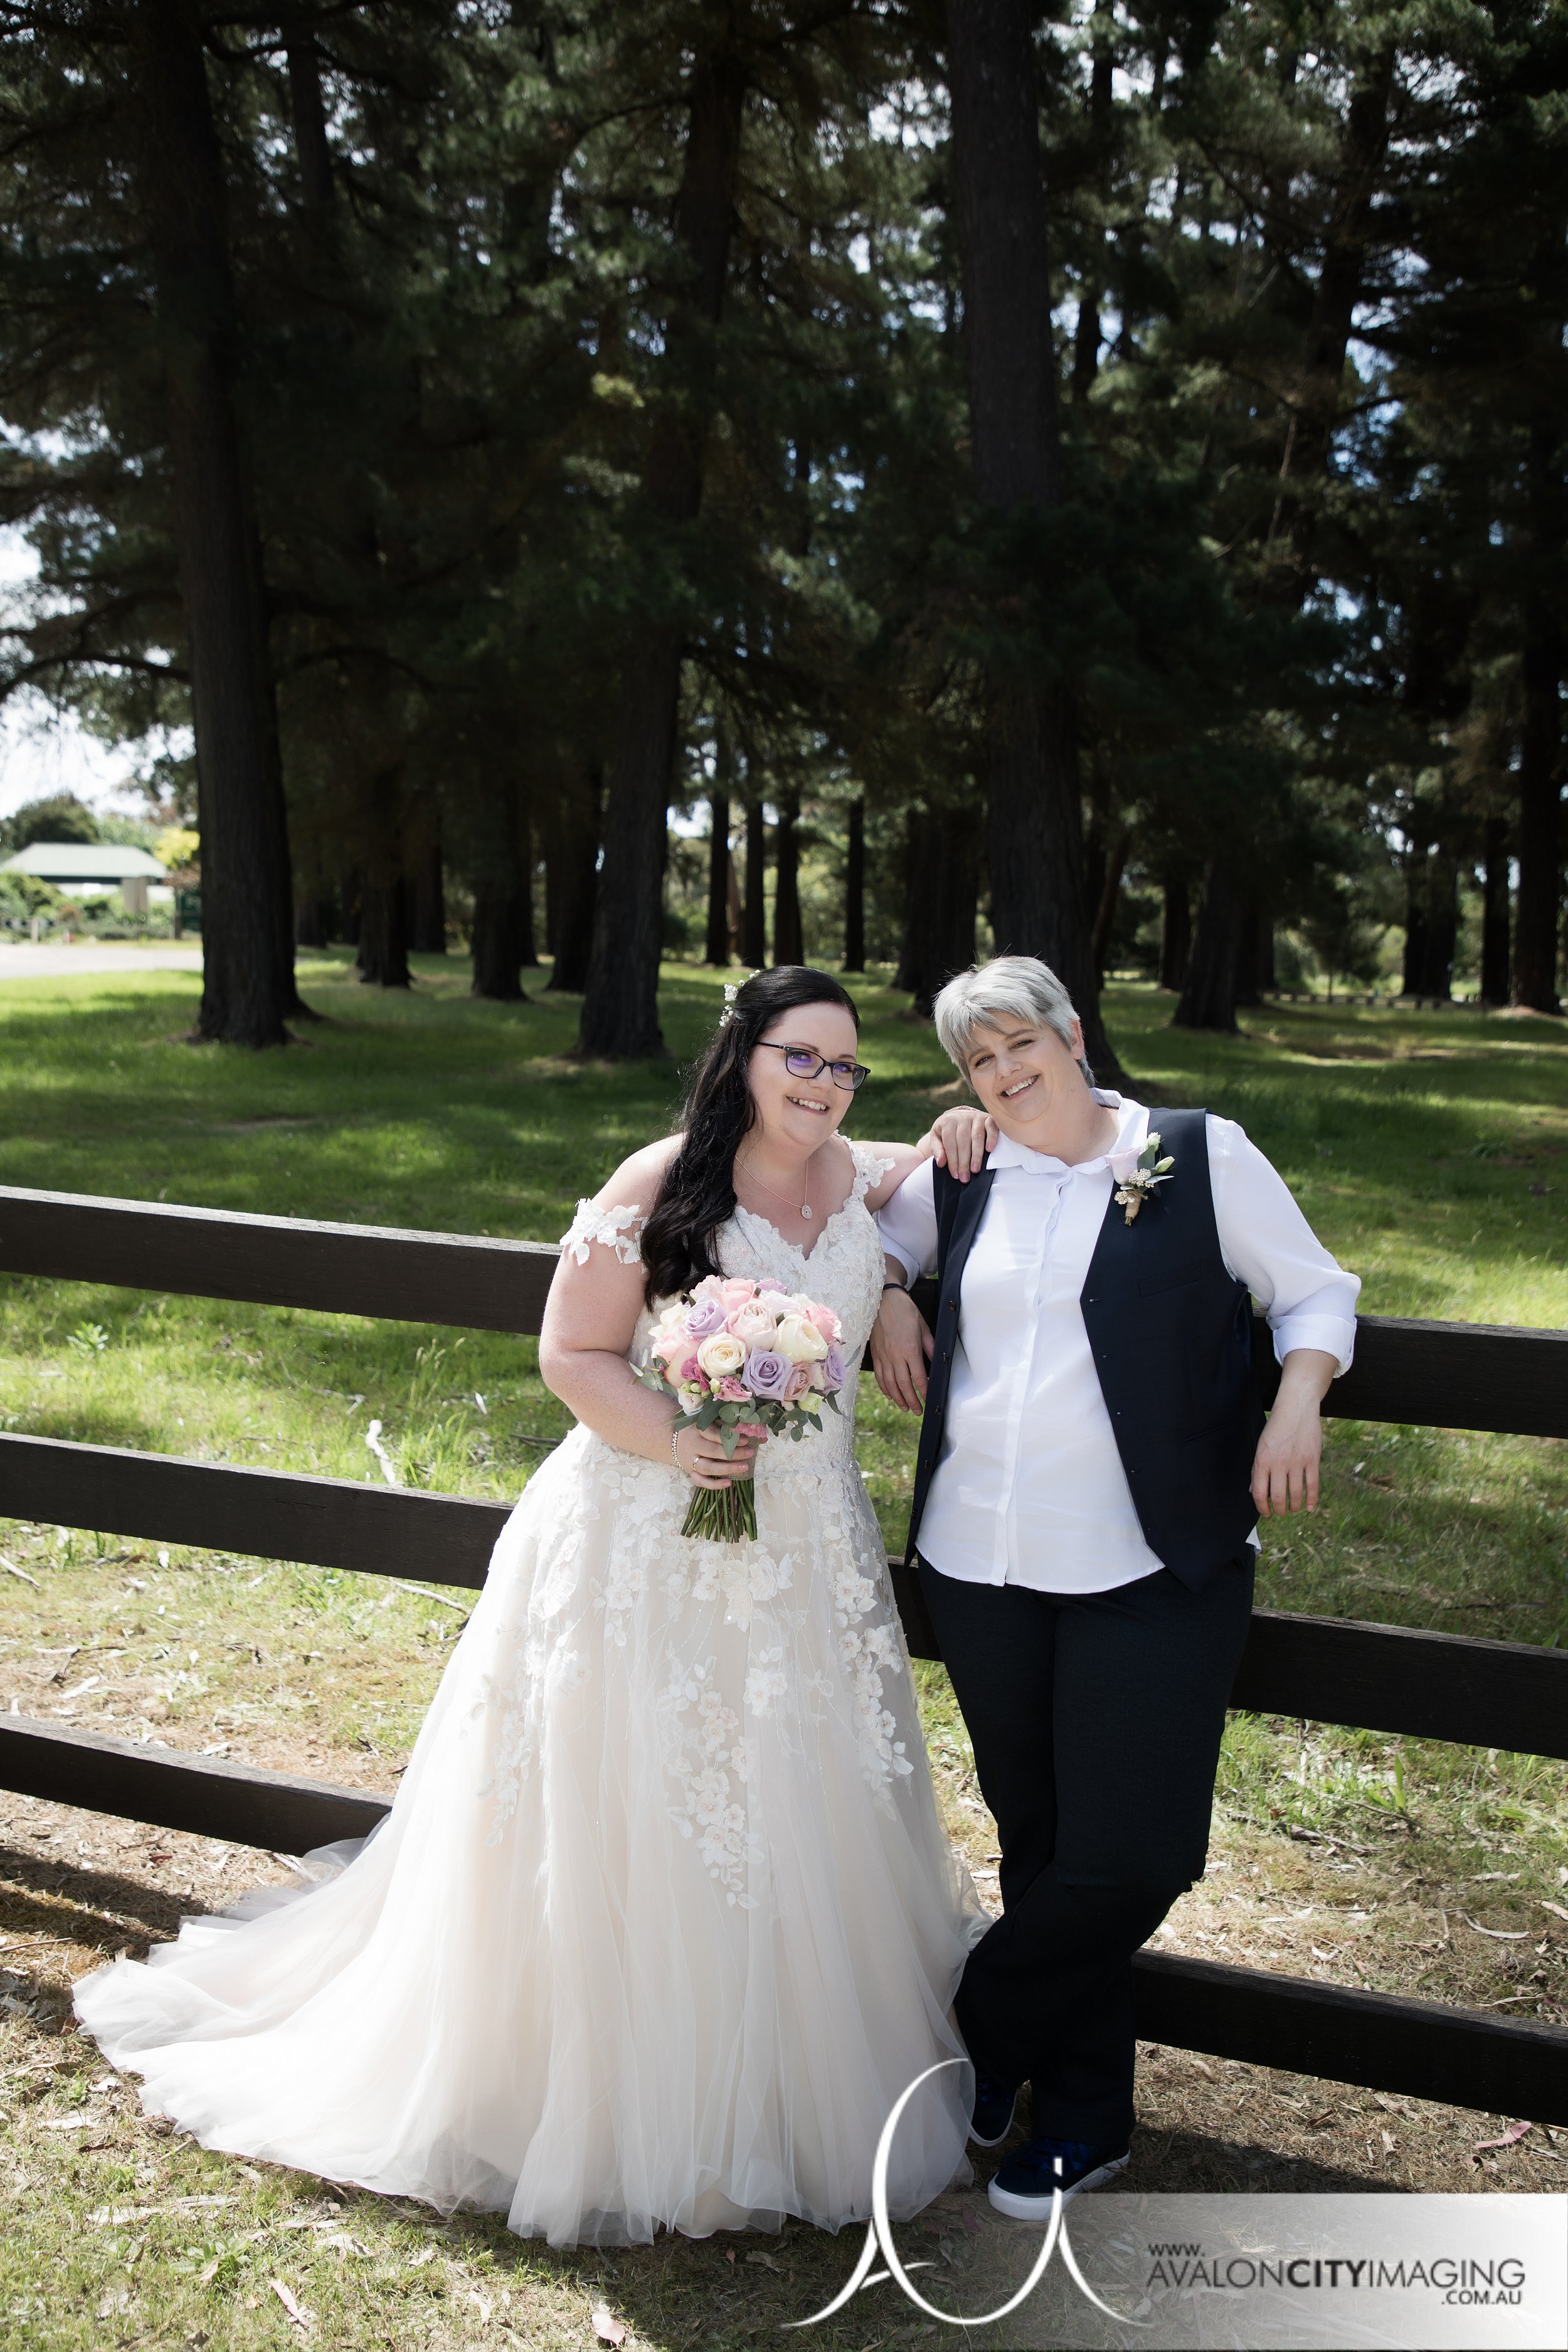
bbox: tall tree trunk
[843,795,866,971]
[578,22,747,1057]
[1513,424,1564,1011]
[704,730,733,967]
[1402,847,1430,998]
[132,0,300,1045]
[356,768,410,988]
[1159,868,1191,991]
[704,790,731,964]
[470,886,532,1000]
[1089,826,1130,979]
[898,808,979,1015]
[945,0,1120,1083]
[1175,861,1240,1032]
[469,775,531,1000]
[1257,904,1277,994]
[1071,6,1114,406]
[772,790,803,965]
[406,818,447,955]
[357,874,411,988]
[1233,894,1263,1008]
[1480,816,1511,1007]
[1419,851,1458,1000]
[725,847,742,956]
[743,798,767,968]
[544,767,600,992]
[283,17,333,208]
[1269,43,1396,588]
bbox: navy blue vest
[903,1108,1264,1592]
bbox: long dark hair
[640,967,862,1305]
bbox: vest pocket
[1136,1262,1204,1298]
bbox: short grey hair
[932,955,1094,1086]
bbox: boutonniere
[1108,1131,1175,1224]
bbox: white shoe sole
[987,2149,1130,2219]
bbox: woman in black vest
[872,955,1359,2218]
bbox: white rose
[1107,1147,1143,1184]
[729,1301,778,1348]
[774,1313,829,1364]
[696,1332,747,1380]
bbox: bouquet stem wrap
[637,1275,850,1544]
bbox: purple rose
[683,1296,728,1338]
[756,1278,790,1297]
[820,1342,847,1391]
[744,1346,792,1401]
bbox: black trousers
[919,1552,1254,2152]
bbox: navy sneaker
[968,2071,1019,2149]
[987,2136,1130,2220]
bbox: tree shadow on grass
[0,1846,198,1955]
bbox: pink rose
[721,1278,757,1310]
[691,1274,728,1304]
[804,1301,842,1343]
[782,1362,814,1402]
[718,1375,750,1402]
[650,1327,690,1365]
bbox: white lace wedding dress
[75,1144,985,2247]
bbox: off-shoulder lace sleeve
[560,1200,645,1266]
[847,1143,896,1202]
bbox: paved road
[0,944,204,979]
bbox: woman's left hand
[1251,1348,1337,1517]
[926,1104,997,1181]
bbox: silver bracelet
[671,1423,684,1470]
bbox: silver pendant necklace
[741,1155,813,1221]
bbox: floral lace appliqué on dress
[75,1142,983,2254]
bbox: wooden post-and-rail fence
[1,1184,1566,2126]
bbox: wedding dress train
[75,1144,985,2246]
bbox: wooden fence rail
[4,1185,1566,1436]
[1,1182,1565,2123]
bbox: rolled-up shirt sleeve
[876,1152,940,1285]
[1208,1115,1360,1374]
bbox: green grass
[1,954,1566,2344]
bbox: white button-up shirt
[877,1093,1360,1596]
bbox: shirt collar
[986,1091,1148,1177]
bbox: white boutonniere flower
[717,974,755,1028]
[1110,1131,1175,1224]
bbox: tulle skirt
[75,1425,985,2245]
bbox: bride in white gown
[76,968,988,2248]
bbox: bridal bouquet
[638,1274,849,1543]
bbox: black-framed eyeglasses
[756,1042,870,1091]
